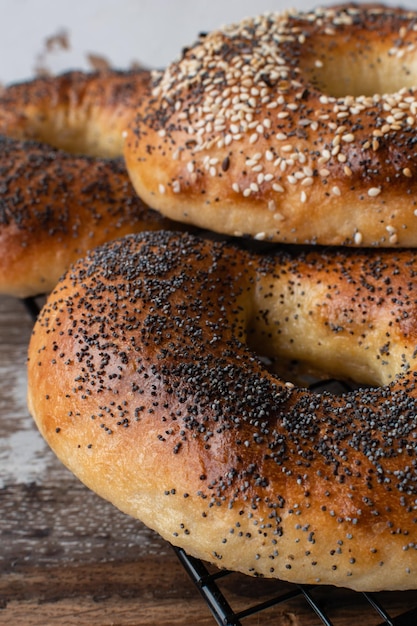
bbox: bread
[124,4,417,247]
[0,68,182,297]
[0,136,177,297]
[27,230,417,591]
[0,68,151,157]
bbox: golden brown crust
[0,68,151,157]
[124,4,417,246]
[28,230,417,591]
[0,68,185,297]
[0,136,178,298]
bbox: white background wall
[0,0,413,85]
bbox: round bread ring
[28,230,417,592]
[0,69,182,298]
[0,68,151,158]
[0,136,178,298]
[125,4,417,247]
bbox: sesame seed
[146,5,417,251]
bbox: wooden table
[1,293,417,625]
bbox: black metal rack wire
[23,296,417,626]
[173,546,417,625]
[174,547,417,626]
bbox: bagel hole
[301,44,417,98]
[26,127,117,158]
[257,354,363,395]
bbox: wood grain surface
[1,294,417,625]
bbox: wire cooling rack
[173,546,417,625]
[23,296,417,626]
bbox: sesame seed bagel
[28,230,417,591]
[125,4,417,247]
[0,69,182,298]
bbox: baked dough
[0,136,177,298]
[28,230,417,591]
[0,68,150,157]
[0,69,180,297]
[124,4,417,246]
